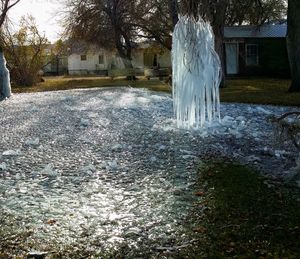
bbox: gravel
[0,87,298,257]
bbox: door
[225,43,239,75]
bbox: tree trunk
[213,26,226,88]
[0,49,11,99]
[211,0,227,88]
[169,0,178,29]
[287,0,300,92]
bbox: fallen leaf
[46,219,57,225]
[193,226,206,233]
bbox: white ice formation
[2,149,22,156]
[0,51,11,99]
[172,15,222,129]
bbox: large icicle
[0,51,11,99]
[172,15,221,129]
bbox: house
[42,44,68,76]
[67,41,171,76]
[62,22,289,78]
[224,21,290,77]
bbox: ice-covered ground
[0,87,298,256]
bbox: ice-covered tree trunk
[172,15,221,129]
[0,50,11,99]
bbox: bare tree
[64,0,136,70]
[226,0,286,26]
[129,0,175,50]
[0,0,21,27]
[1,16,49,86]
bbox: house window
[81,55,87,61]
[246,44,258,66]
[99,54,104,64]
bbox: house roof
[224,22,287,39]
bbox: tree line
[0,0,299,93]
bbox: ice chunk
[150,156,157,163]
[256,107,272,115]
[80,118,90,127]
[274,150,289,158]
[182,155,197,160]
[246,155,261,162]
[81,164,96,173]
[106,160,118,170]
[180,149,195,155]
[158,145,166,151]
[2,149,22,156]
[29,106,38,112]
[79,136,93,144]
[0,162,7,170]
[63,96,74,102]
[222,116,235,122]
[25,137,40,146]
[88,112,98,118]
[236,116,246,121]
[112,144,123,152]
[40,164,58,177]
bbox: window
[99,54,104,64]
[246,44,258,66]
[81,55,87,61]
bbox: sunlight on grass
[12,76,300,106]
[244,85,261,91]
[13,76,170,94]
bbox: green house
[224,21,290,78]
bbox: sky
[9,0,64,43]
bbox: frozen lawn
[0,87,298,257]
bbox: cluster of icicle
[0,51,11,99]
[172,15,221,129]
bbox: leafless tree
[0,0,21,28]
[64,0,136,70]
[1,16,49,86]
[128,0,176,50]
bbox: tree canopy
[64,0,137,68]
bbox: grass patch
[12,76,300,106]
[182,162,300,258]
[222,78,300,106]
[12,76,170,94]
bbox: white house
[67,42,171,76]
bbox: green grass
[12,76,170,94]
[222,78,300,106]
[12,76,300,106]
[180,162,300,258]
